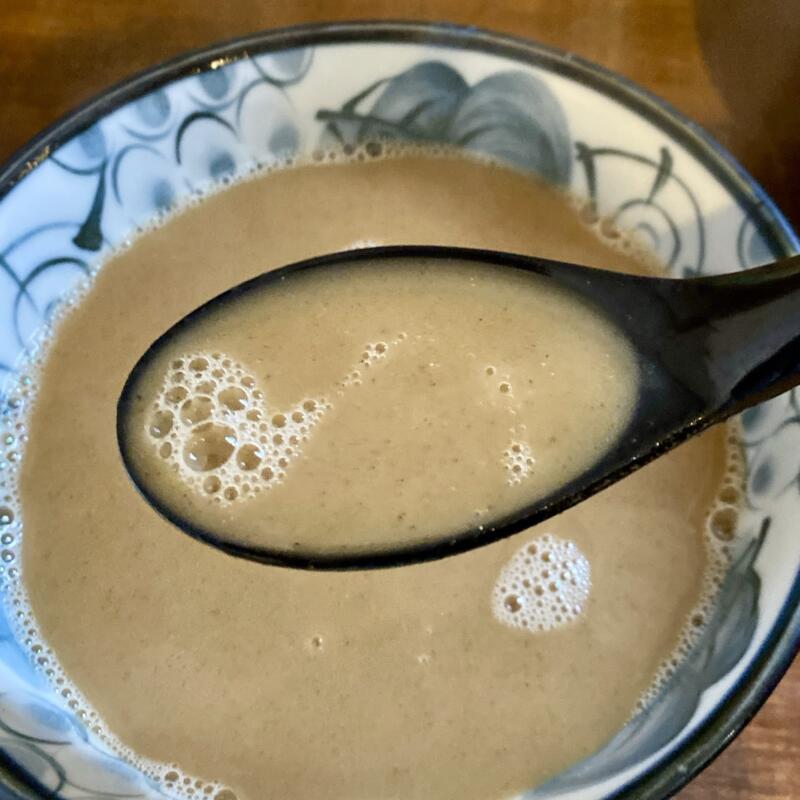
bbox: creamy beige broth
[18,153,734,800]
[121,256,638,556]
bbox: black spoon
[117,245,800,570]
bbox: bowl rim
[0,18,798,800]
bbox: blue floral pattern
[0,32,797,800]
[316,62,572,184]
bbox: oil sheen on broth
[12,151,744,800]
[121,257,638,557]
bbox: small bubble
[203,476,221,494]
[504,594,522,613]
[291,411,304,423]
[187,357,208,373]
[302,399,317,412]
[600,217,621,238]
[149,410,174,438]
[159,442,172,458]
[241,376,256,389]
[485,366,495,375]
[272,414,287,428]
[272,433,284,445]
[499,382,511,393]
[246,409,261,422]
[183,423,236,472]
[223,487,238,501]
[165,386,188,405]
[0,507,14,526]
[171,360,184,370]
[236,444,262,471]
[219,387,247,411]
[1,550,13,563]
[180,396,214,425]
[710,507,737,541]
[196,380,216,395]
[261,467,274,482]
[719,486,740,504]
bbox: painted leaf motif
[447,71,572,185]
[368,61,469,139]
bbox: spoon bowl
[117,245,800,570]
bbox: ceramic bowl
[0,20,797,800]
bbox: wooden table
[1,1,797,798]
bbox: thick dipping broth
[4,150,746,800]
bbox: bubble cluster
[636,418,748,710]
[484,369,536,486]
[359,341,390,368]
[484,365,517,399]
[569,195,668,273]
[147,352,328,503]
[503,440,536,485]
[492,534,591,633]
[337,339,401,390]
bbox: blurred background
[0,1,797,798]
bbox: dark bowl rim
[0,18,797,800]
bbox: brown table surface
[1,1,798,798]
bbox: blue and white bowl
[0,21,797,800]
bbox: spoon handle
[687,253,800,415]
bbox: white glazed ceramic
[0,21,797,800]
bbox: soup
[10,151,742,800]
